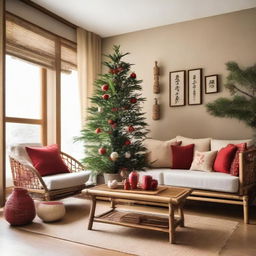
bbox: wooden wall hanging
[153,61,160,94]
[152,98,160,120]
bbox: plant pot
[103,173,122,184]
[4,187,36,226]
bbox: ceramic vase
[129,171,139,189]
[4,187,36,226]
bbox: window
[61,70,83,160]
[5,55,45,186]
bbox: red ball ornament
[98,147,106,155]
[130,97,137,104]
[111,123,117,129]
[101,84,109,91]
[108,119,115,125]
[130,72,136,79]
[124,140,131,146]
[128,126,135,132]
[102,94,110,100]
[95,128,102,134]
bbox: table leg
[88,196,96,230]
[110,198,116,209]
[178,201,185,227]
[168,203,175,244]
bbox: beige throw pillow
[176,135,211,152]
[144,138,177,168]
[190,150,218,172]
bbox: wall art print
[188,68,202,105]
[169,70,186,107]
[205,74,218,94]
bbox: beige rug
[19,198,239,256]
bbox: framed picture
[188,68,202,105]
[169,70,186,107]
[205,74,218,94]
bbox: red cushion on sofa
[230,143,247,176]
[171,144,195,169]
[26,144,70,176]
[213,144,237,174]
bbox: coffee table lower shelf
[94,209,182,234]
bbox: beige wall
[102,8,256,140]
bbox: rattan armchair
[9,144,90,201]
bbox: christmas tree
[76,45,149,176]
[206,61,256,141]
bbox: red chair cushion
[26,144,70,177]
[230,143,247,176]
[213,144,237,174]
[171,144,195,169]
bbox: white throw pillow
[144,138,177,168]
[190,150,218,172]
[211,139,253,151]
[176,136,211,152]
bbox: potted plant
[76,46,149,183]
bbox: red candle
[141,175,152,190]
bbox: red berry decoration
[101,84,109,91]
[108,119,115,125]
[98,147,106,155]
[130,97,137,104]
[95,128,102,134]
[124,140,131,146]
[102,94,110,100]
[128,126,135,132]
[130,72,136,79]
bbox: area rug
[19,198,239,256]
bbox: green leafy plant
[206,61,256,140]
[75,45,149,175]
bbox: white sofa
[142,136,256,223]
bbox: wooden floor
[0,199,256,256]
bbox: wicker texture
[9,152,86,201]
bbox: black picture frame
[205,74,219,94]
[188,68,202,105]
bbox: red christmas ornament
[111,107,118,112]
[101,84,109,91]
[130,72,136,79]
[108,119,115,125]
[111,123,117,129]
[102,94,110,100]
[130,97,137,104]
[124,140,131,146]
[127,125,135,132]
[98,147,106,155]
[95,128,102,134]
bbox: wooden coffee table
[86,185,191,243]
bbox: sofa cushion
[190,150,217,172]
[176,136,211,152]
[144,138,180,168]
[213,144,237,174]
[230,143,247,176]
[172,144,194,169]
[211,139,253,151]
[26,144,70,177]
[163,169,239,193]
[42,171,91,190]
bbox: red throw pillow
[171,144,195,169]
[213,144,237,174]
[230,143,247,176]
[26,144,70,176]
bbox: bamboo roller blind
[6,12,77,71]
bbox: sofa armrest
[239,149,256,194]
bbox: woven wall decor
[153,61,160,94]
[152,98,160,120]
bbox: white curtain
[77,27,101,126]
